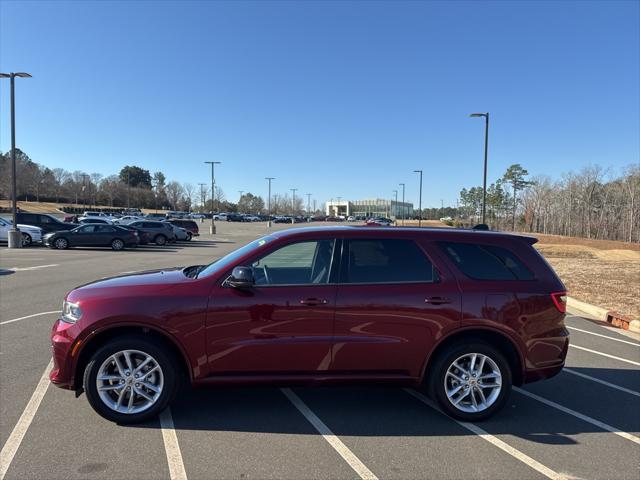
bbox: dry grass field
[533,234,640,319]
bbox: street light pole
[470,112,489,224]
[306,193,312,216]
[393,190,398,225]
[290,188,298,222]
[399,183,406,226]
[0,72,32,248]
[265,177,275,227]
[413,170,423,227]
[205,161,221,234]
[81,174,89,212]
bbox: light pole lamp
[0,72,31,248]
[265,177,275,227]
[399,183,406,226]
[470,112,489,225]
[413,170,423,227]
[205,161,221,234]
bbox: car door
[71,225,99,246]
[331,237,462,378]
[205,237,339,375]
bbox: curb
[567,296,639,333]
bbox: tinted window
[344,239,435,284]
[77,225,97,233]
[439,242,534,280]
[97,225,116,232]
[252,240,335,286]
[39,215,54,224]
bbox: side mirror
[227,266,254,289]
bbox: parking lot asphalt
[1,221,639,480]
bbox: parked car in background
[168,219,199,237]
[16,213,78,234]
[366,217,393,226]
[126,220,176,245]
[78,218,111,225]
[43,224,138,251]
[82,211,111,219]
[163,222,191,241]
[117,225,151,245]
[226,213,245,222]
[242,215,261,222]
[190,213,206,219]
[113,215,143,224]
[0,216,43,246]
[145,213,167,220]
[50,226,568,423]
[213,213,228,221]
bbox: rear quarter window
[438,241,534,281]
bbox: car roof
[269,225,538,244]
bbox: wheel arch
[73,324,192,392]
[421,327,524,387]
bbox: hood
[17,224,42,233]
[75,267,188,291]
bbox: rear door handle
[425,297,452,305]
[299,298,328,306]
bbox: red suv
[50,226,568,423]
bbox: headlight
[62,300,82,324]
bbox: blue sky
[1,0,638,208]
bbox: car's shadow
[129,367,640,444]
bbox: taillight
[551,292,567,313]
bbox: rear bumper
[523,362,565,384]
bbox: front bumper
[50,318,79,389]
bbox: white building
[325,198,414,219]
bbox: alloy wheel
[444,353,502,413]
[54,238,68,249]
[96,349,164,414]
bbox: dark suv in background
[50,226,568,423]
[125,220,176,245]
[16,213,77,233]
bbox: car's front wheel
[83,336,177,424]
[154,234,167,246]
[54,237,69,249]
[429,343,511,422]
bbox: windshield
[197,235,275,278]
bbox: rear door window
[343,239,436,284]
[438,242,534,280]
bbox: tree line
[0,150,313,215]
[456,163,640,243]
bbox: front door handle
[425,297,452,305]
[299,298,328,306]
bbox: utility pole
[265,177,275,227]
[205,161,221,234]
[399,183,406,226]
[414,170,423,227]
[290,188,298,221]
[470,112,490,224]
[198,183,206,216]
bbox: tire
[428,342,511,422]
[54,237,69,250]
[111,238,125,251]
[21,233,32,247]
[185,233,192,242]
[154,234,167,246]
[83,335,178,424]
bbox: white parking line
[570,344,640,366]
[159,407,187,480]
[7,264,58,272]
[563,368,640,397]
[514,387,640,445]
[567,326,640,347]
[281,388,378,480]
[404,389,566,480]
[0,360,52,480]
[0,311,60,326]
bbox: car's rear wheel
[54,237,69,249]
[111,238,125,251]
[83,336,177,424]
[429,343,511,421]
[154,234,167,246]
[21,233,32,247]
[185,232,192,241]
